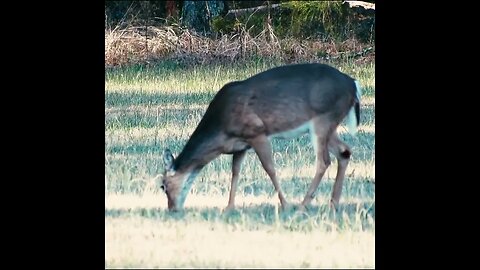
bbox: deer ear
[163,149,174,171]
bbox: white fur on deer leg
[176,171,199,209]
[308,121,318,162]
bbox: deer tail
[346,80,362,135]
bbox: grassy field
[105,59,375,268]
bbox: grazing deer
[161,63,361,212]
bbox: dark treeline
[105,1,276,26]
[105,1,375,43]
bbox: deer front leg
[225,150,247,211]
[328,131,352,210]
[248,134,288,209]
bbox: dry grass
[105,25,375,67]
[105,216,374,268]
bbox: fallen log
[225,1,375,18]
[226,3,281,17]
[344,1,375,10]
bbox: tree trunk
[165,0,178,18]
[182,1,225,33]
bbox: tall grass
[105,24,374,67]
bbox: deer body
[162,63,361,211]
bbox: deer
[160,63,362,212]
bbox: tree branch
[226,4,281,17]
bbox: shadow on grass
[105,201,375,230]
[105,107,206,130]
[106,91,215,108]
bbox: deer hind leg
[248,134,288,209]
[300,117,335,208]
[225,150,247,211]
[328,131,352,210]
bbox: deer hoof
[296,204,308,213]
[329,200,339,211]
[224,205,236,213]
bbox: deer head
[161,149,199,211]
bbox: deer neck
[174,130,222,172]
[172,129,223,208]
[172,87,230,173]
[175,168,201,209]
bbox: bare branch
[226,4,281,17]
